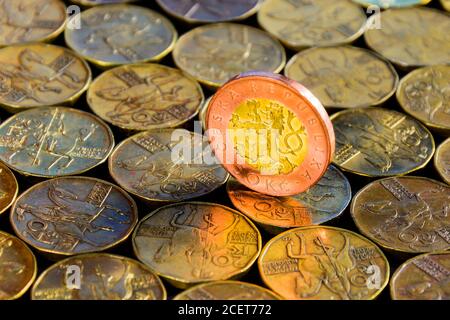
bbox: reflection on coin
[173,23,286,88]
[0,231,36,300]
[87,64,204,131]
[65,4,177,67]
[332,107,434,177]
[109,129,228,202]
[0,107,114,178]
[0,43,91,112]
[352,0,431,8]
[71,0,136,6]
[364,8,450,68]
[258,226,389,300]
[435,138,450,185]
[285,46,398,109]
[10,176,138,256]
[133,202,261,288]
[0,162,18,215]
[31,253,166,300]
[199,96,211,131]
[351,176,450,254]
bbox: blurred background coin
[434,138,450,185]
[352,0,431,8]
[441,0,450,11]
[198,96,211,131]
[0,162,18,215]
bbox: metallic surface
[435,138,450,185]
[71,0,136,6]
[352,0,432,8]
[0,162,18,215]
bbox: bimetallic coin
[364,8,450,68]
[0,163,18,215]
[0,43,91,112]
[332,107,434,177]
[0,107,114,178]
[10,176,138,256]
[0,231,36,300]
[285,46,398,109]
[31,253,166,300]
[87,64,204,131]
[435,138,450,185]
[133,202,261,288]
[352,0,431,7]
[258,226,389,300]
[390,252,450,300]
[351,176,450,254]
[65,5,177,67]
[173,23,286,88]
[258,0,367,50]
[199,96,211,131]
[109,129,229,202]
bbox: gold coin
[0,43,91,112]
[31,253,166,300]
[390,252,450,300]
[87,64,204,131]
[285,46,398,109]
[258,226,389,300]
[364,8,450,68]
[173,23,286,88]
[133,202,261,289]
[442,0,450,11]
[0,162,18,215]
[351,176,450,254]
[332,107,435,177]
[435,138,450,185]
[352,0,432,8]
[258,0,367,50]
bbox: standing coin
[133,202,261,288]
[0,162,18,215]
[258,226,389,300]
[351,176,450,254]
[0,107,114,178]
[31,253,166,300]
[10,176,138,256]
[285,46,398,109]
[435,138,450,185]
[352,0,431,8]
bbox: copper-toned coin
[133,202,261,288]
[0,162,18,215]
[332,107,434,177]
[0,231,37,300]
[352,0,431,8]
[31,253,166,300]
[10,176,138,256]
[206,71,335,197]
[285,46,398,109]
[71,0,136,6]
[0,107,114,178]
[258,226,390,300]
[87,64,204,131]
[435,138,450,185]
[351,176,450,254]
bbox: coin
[132,202,261,288]
[0,107,114,178]
[0,162,18,215]
[285,46,398,109]
[390,252,450,300]
[173,23,286,88]
[258,226,389,300]
[0,231,37,300]
[31,253,166,300]
[332,107,434,177]
[351,176,450,254]
[258,0,367,50]
[199,96,211,131]
[364,8,450,68]
[227,165,351,234]
[206,71,335,197]
[442,0,450,11]
[71,0,136,6]
[352,0,431,8]
[65,4,177,67]
[10,176,138,256]
[109,129,229,202]
[435,138,450,185]
[0,43,91,112]
[87,64,204,131]
[396,65,450,134]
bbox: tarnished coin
[199,96,211,131]
[31,253,166,300]
[109,129,228,202]
[442,0,450,11]
[65,4,177,67]
[390,252,450,300]
[0,231,36,300]
[227,165,351,233]
[258,0,367,50]
[351,176,450,254]
[258,226,389,300]
[133,202,261,288]
[364,8,450,68]
[435,138,450,185]
[10,176,138,256]
[0,43,91,112]
[173,23,286,88]
[71,0,136,6]
[285,46,398,109]
[0,107,114,178]
[332,107,434,177]
[0,162,18,215]
[87,64,204,131]
[352,0,431,8]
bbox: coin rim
[352,0,432,8]
[434,137,450,185]
[0,163,19,215]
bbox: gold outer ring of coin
[434,138,450,185]
[0,163,19,215]
[351,0,432,8]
